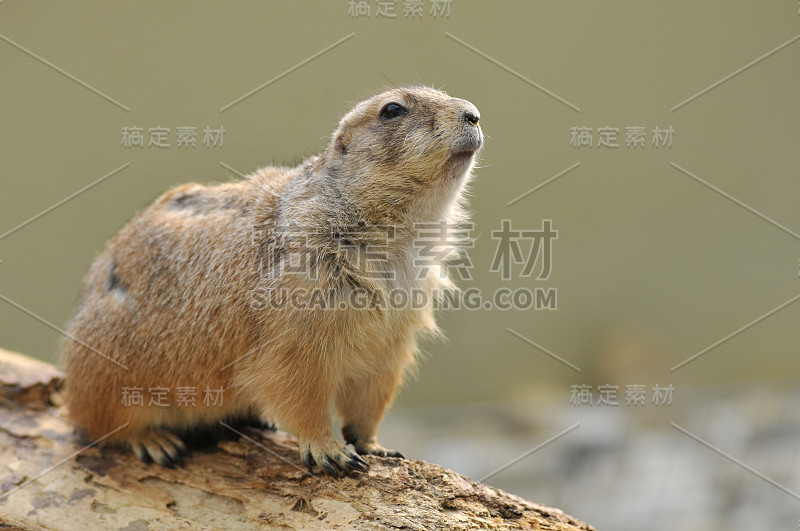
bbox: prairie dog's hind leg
[233,411,277,432]
[130,428,189,468]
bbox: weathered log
[0,348,594,530]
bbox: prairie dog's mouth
[445,149,477,179]
[450,128,483,155]
[449,149,476,161]
[445,125,482,176]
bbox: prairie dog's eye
[379,102,408,120]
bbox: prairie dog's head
[323,86,483,223]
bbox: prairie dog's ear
[334,132,347,155]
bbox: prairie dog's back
[64,172,291,434]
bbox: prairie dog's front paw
[342,425,405,458]
[300,438,369,478]
[352,441,405,459]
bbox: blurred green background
[2,0,798,402]
[1,2,799,528]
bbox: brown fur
[62,86,482,475]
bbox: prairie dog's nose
[463,110,480,126]
[456,99,480,126]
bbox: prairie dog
[62,86,483,476]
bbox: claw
[164,431,190,457]
[157,452,175,468]
[344,448,370,471]
[131,430,190,469]
[132,441,151,464]
[171,452,185,468]
[255,419,277,431]
[320,456,339,479]
[157,440,185,468]
[352,442,406,459]
[302,449,315,475]
[347,456,369,472]
[301,440,372,477]
[341,426,402,460]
